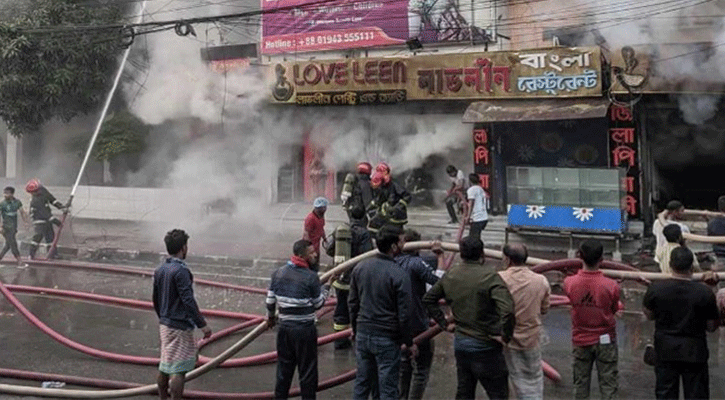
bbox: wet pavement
[0,204,721,399]
[2,258,725,400]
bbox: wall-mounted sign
[269,47,602,104]
[608,105,641,218]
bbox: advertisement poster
[261,0,494,54]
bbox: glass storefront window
[507,166,625,208]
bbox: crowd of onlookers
[150,185,725,400]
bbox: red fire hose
[3,241,623,397]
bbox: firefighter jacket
[29,186,63,222]
[372,180,411,225]
[330,220,374,290]
[342,173,373,212]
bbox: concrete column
[5,130,19,179]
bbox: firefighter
[25,179,66,259]
[368,162,411,233]
[340,162,373,222]
[326,206,373,349]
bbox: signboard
[472,124,493,194]
[261,0,495,54]
[608,105,641,218]
[269,47,602,103]
[261,0,408,54]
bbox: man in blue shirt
[267,239,331,400]
[153,229,211,400]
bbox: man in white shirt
[652,200,690,263]
[466,173,489,240]
[445,165,467,224]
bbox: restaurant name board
[269,47,602,105]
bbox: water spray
[47,1,147,259]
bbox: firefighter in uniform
[327,206,374,349]
[340,162,373,223]
[368,162,411,233]
[25,179,66,259]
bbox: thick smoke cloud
[122,1,472,241]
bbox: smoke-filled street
[5,0,725,399]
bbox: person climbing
[340,162,374,223]
[25,179,66,259]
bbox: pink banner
[261,0,409,54]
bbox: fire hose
[442,190,470,271]
[658,209,725,244]
[0,240,690,398]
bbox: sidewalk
[16,203,648,267]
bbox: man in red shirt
[564,239,620,400]
[303,197,328,272]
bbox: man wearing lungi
[153,229,212,400]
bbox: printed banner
[261,0,408,54]
[268,47,602,103]
[261,0,497,54]
[608,105,641,218]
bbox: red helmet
[371,172,384,188]
[25,179,40,193]
[375,162,391,174]
[356,162,372,175]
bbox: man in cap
[303,197,329,272]
[25,179,66,259]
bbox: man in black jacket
[396,229,442,400]
[349,224,415,400]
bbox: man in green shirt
[423,236,515,400]
[0,186,28,265]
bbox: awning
[462,98,610,123]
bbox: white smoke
[677,95,719,126]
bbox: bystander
[564,240,620,400]
[466,174,489,241]
[303,197,328,272]
[498,244,550,400]
[644,247,719,400]
[266,239,332,400]
[653,200,690,264]
[395,229,441,400]
[707,195,725,269]
[152,229,212,400]
[423,236,514,400]
[349,225,415,400]
[656,224,700,273]
[445,165,467,224]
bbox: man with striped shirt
[266,239,332,400]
